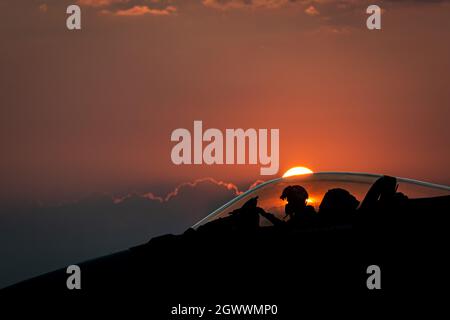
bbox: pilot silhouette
[258,185,316,228]
[360,175,408,211]
[319,188,360,224]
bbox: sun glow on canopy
[282,166,314,178]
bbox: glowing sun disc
[282,166,313,178]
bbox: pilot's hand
[372,176,397,193]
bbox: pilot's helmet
[280,185,309,204]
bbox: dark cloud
[201,0,450,11]
[32,0,450,23]
[201,0,298,10]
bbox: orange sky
[1,0,449,203]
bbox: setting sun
[282,166,314,178]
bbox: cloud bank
[0,177,264,289]
[77,0,178,16]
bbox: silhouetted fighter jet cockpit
[192,172,450,232]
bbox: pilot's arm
[257,208,285,227]
[360,175,397,210]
